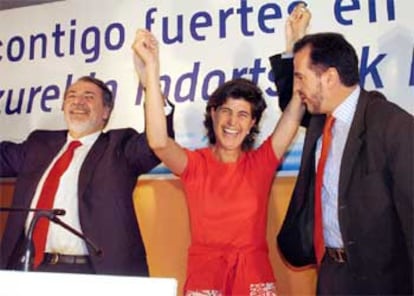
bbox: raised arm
[268,3,310,160]
[269,3,311,127]
[285,3,311,54]
[271,90,305,161]
[132,29,188,175]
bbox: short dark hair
[203,78,267,151]
[75,76,114,111]
[293,32,360,86]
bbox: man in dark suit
[0,75,174,275]
[270,10,414,295]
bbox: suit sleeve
[0,140,27,177]
[165,99,175,140]
[387,107,414,267]
[269,53,310,127]
[124,101,175,175]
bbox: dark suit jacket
[270,54,414,294]
[0,113,174,276]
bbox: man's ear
[324,67,340,89]
[103,106,111,121]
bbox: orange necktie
[314,115,335,266]
[32,140,82,269]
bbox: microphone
[0,207,66,216]
[0,207,103,271]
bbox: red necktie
[314,115,335,266]
[32,140,82,269]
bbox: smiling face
[63,80,111,138]
[210,97,256,152]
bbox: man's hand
[285,3,311,53]
[132,29,159,89]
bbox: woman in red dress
[132,4,309,294]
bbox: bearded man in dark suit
[0,75,174,275]
[270,6,413,295]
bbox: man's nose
[293,81,302,93]
[72,94,87,104]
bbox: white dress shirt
[26,131,100,255]
[316,86,360,248]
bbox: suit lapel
[307,115,325,152]
[9,132,67,241]
[78,133,108,199]
[20,132,67,207]
[338,91,369,199]
[295,115,324,207]
[304,115,325,172]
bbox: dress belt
[43,253,90,265]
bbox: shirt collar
[67,131,101,147]
[332,86,360,126]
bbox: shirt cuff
[281,52,293,59]
[164,100,174,115]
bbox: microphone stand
[23,211,47,272]
[48,215,103,257]
[0,207,103,271]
